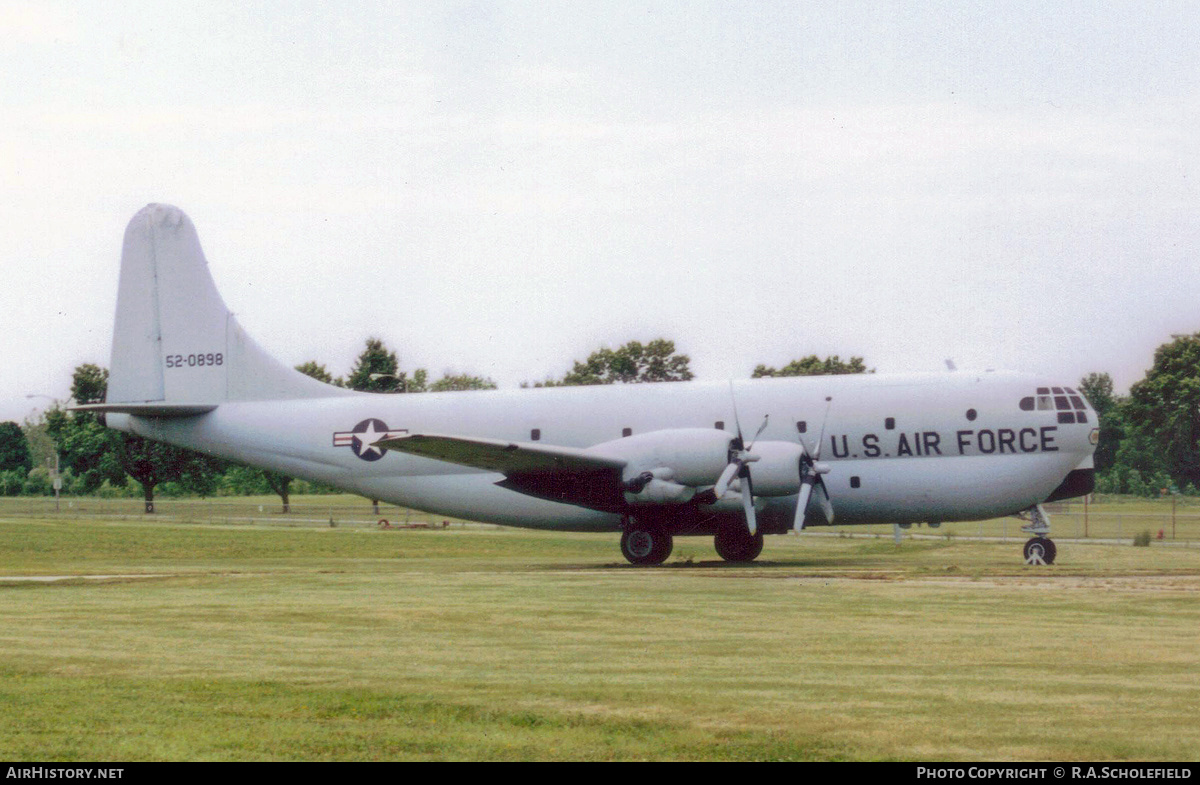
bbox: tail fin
[107,204,349,405]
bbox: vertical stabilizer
[107,204,350,404]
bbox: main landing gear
[620,523,673,565]
[713,526,763,563]
[1018,503,1057,565]
[620,517,766,565]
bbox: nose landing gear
[1018,504,1056,565]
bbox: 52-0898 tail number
[165,352,224,368]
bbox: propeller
[793,397,834,532]
[714,384,768,534]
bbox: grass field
[1,502,1198,761]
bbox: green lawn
[0,512,1197,760]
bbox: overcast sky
[2,1,1198,423]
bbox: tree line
[1079,333,1200,496]
[7,330,1195,507]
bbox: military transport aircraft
[78,205,1097,565]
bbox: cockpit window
[1024,386,1090,422]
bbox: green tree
[0,469,25,496]
[118,436,226,510]
[295,361,343,388]
[1123,333,1200,489]
[70,364,108,405]
[346,338,428,393]
[21,414,57,476]
[45,404,125,494]
[1078,372,1116,415]
[535,339,693,387]
[0,422,31,474]
[752,355,871,378]
[49,364,223,511]
[429,373,498,392]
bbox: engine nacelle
[624,477,697,506]
[736,441,803,497]
[585,428,734,489]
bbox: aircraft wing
[374,433,630,512]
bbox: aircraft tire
[621,526,672,565]
[713,527,764,562]
[1023,536,1057,565]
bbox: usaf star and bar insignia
[333,419,409,462]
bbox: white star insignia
[353,421,384,457]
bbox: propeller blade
[728,381,744,446]
[713,462,740,499]
[813,396,833,461]
[740,475,757,535]
[815,479,834,525]
[792,398,836,532]
[797,433,814,463]
[748,414,769,450]
[793,477,815,532]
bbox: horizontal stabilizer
[374,433,626,476]
[71,403,218,418]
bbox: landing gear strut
[1018,503,1056,565]
[713,526,763,563]
[620,522,673,565]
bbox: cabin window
[531,428,541,441]
[622,427,632,437]
[714,421,724,430]
[1020,397,1034,411]
[966,408,977,421]
[885,417,895,430]
[1058,412,1076,424]
[1076,411,1088,423]
[796,421,807,434]
[850,476,861,489]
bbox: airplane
[77,204,1098,566]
